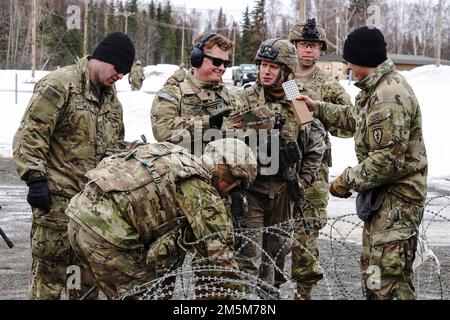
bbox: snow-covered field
[1,63,449,299]
[1,63,449,180]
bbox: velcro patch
[41,86,63,108]
[157,92,177,103]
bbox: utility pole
[336,7,340,54]
[299,0,306,21]
[436,0,442,67]
[31,0,37,79]
[115,11,134,34]
[104,0,109,34]
[181,14,185,64]
[233,27,237,67]
[83,0,88,56]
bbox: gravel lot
[1,157,449,300]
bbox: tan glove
[330,169,352,198]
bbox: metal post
[181,14,185,64]
[15,73,18,105]
[83,0,88,56]
[232,27,236,67]
[436,0,442,67]
[299,0,306,21]
[31,0,37,79]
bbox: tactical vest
[85,143,211,247]
[239,84,302,177]
[178,79,230,118]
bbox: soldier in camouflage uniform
[287,18,354,299]
[299,26,427,300]
[12,32,135,300]
[226,39,326,294]
[129,60,145,91]
[151,33,244,155]
[66,138,257,300]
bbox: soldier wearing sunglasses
[151,33,244,155]
[13,32,135,300]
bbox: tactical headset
[190,33,217,68]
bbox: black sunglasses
[203,54,231,68]
[114,65,129,75]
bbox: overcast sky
[145,0,257,22]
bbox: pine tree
[146,0,156,64]
[107,0,118,33]
[39,3,82,69]
[240,6,255,64]
[162,1,176,64]
[117,0,125,33]
[154,2,164,63]
[251,0,267,53]
[216,7,226,33]
[231,21,242,65]
[125,0,138,40]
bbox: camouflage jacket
[13,56,124,197]
[296,66,354,166]
[231,82,326,189]
[314,59,428,204]
[66,143,238,270]
[129,64,145,83]
[151,69,244,149]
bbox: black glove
[209,108,233,129]
[26,176,51,213]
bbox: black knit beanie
[91,32,135,74]
[343,26,387,67]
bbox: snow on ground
[330,65,450,181]
[0,64,450,181]
[0,63,449,245]
[1,64,449,181]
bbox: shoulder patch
[157,92,177,103]
[41,86,64,108]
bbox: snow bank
[1,64,449,180]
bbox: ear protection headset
[190,33,217,68]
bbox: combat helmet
[254,38,299,75]
[202,138,257,189]
[136,60,142,65]
[288,18,328,51]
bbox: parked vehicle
[232,64,257,86]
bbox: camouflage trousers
[291,164,329,298]
[131,80,143,91]
[235,178,294,292]
[69,220,159,299]
[29,194,97,300]
[361,191,423,300]
[68,219,237,300]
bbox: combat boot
[294,285,312,300]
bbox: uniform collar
[78,56,115,104]
[354,58,395,92]
[187,68,224,91]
